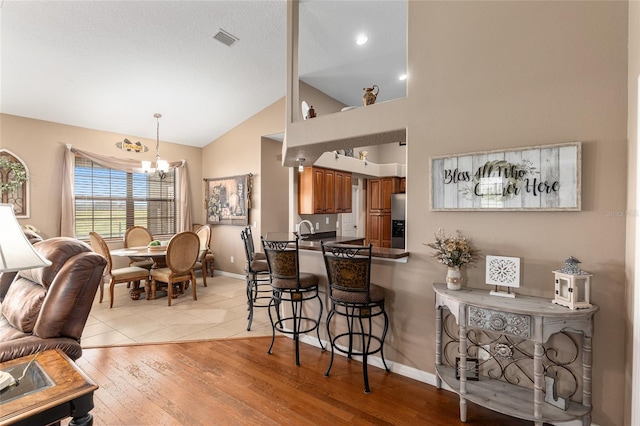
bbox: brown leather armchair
[0,237,106,363]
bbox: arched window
[0,149,29,217]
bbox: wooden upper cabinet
[367,177,400,213]
[298,167,351,214]
[368,179,383,212]
[334,171,352,213]
[323,169,335,213]
[342,173,352,212]
[312,168,325,213]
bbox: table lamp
[0,203,51,390]
[0,203,51,273]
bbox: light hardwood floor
[71,275,537,425]
[68,337,533,426]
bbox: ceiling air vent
[213,29,239,47]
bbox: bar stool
[241,228,270,331]
[262,235,324,366]
[245,225,266,261]
[321,242,390,393]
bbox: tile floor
[81,274,274,348]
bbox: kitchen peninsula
[288,231,409,261]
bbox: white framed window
[74,156,176,240]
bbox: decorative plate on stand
[486,255,521,297]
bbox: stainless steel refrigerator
[391,193,406,249]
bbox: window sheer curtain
[61,146,192,237]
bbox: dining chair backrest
[124,226,153,248]
[89,231,114,275]
[262,237,300,284]
[321,243,373,299]
[195,225,211,260]
[166,231,200,274]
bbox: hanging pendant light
[141,113,169,179]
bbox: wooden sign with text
[431,142,581,211]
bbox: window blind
[74,156,176,240]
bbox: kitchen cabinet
[298,167,351,214]
[366,177,400,247]
[368,177,401,213]
[335,171,352,213]
[366,213,392,248]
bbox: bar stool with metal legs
[262,235,324,366]
[321,242,390,393]
[241,228,270,331]
[245,225,266,261]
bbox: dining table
[110,245,168,300]
[110,245,205,301]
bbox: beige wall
[298,80,346,120]
[260,137,289,236]
[0,113,203,240]
[201,98,285,276]
[285,1,629,424]
[412,3,627,424]
[626,1,639,424]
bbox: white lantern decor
[552,256,592,310]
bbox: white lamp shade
[0,204,51,272]
[141,160,152,173]
[157,159,169,172]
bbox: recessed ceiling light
[399,74,407,81]
[356,34,368,46]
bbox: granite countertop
[264,231,409,260]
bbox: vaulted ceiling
[1,1,406,148]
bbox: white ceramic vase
[446,266,462,290]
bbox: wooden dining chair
[89,231,151,308]
[123,226,154,270]
[150,231,200,306]
[193,225,212,287]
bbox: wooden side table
[0,349,97,426]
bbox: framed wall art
[455,357,479,381]
[204,174,250,226]
[0,149,30,218]
[430,142,581,211]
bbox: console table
[433,283,598,426]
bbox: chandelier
[141,113,169,179]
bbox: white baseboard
[213,270,245,280]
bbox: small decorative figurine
[552,256,593,309]
[362,85,379,106]
[307,106,316,119]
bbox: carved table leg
[459,312,467,423]
[435,305,442,389]
[582,334,593,425]
[534,342,544,426]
